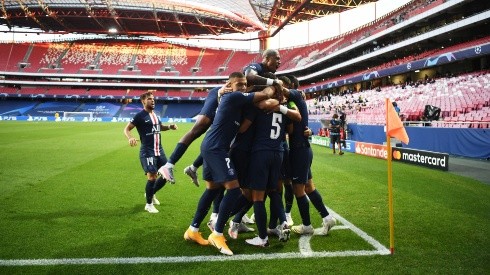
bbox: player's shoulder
[132,109,146,120]
[243,62,262,72]
[208,87,220,97]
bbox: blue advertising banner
[0,116,192,123]
[311,136,357,153]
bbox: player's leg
[152,156,168,203]
[269,189,290,242]
[290,148,314,234]
[244,152,272,247]
[140,156,163,213]
[338,139,344,155]
[282,147,294,225]
[228,147,255,237]
[305,178,336,235]
[160,115,211,183]
[283,181,294,225]
[228,188,254,239]
[207,188,223,231]
[205,151,240,256]
[185,183,222,246]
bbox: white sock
[190,165,197,171]
[213,230,223,236]
[189,226,199,232]
[211,212,218,220]
[165,163,174,168]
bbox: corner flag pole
[386,98,395,255]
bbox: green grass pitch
[0,121,488,274]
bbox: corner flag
[387,100,409,145]
[385,98,410,255]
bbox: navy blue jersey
[130,110,163,157]
[243,62,267,75]
[330,119,341,135]
[243,62,273,92]
[199,86,220,120]
[251,108,289,153]
[201,92,255,152]
[288,90,310,148]
[230,105,258,152]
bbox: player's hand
[218,82,233,96]
[169,124,178,130]
[128,137,138,147]
[304,127,313,137]
[273,79,283,86]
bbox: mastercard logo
[392,150,401,160]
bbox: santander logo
[355,142,388,159]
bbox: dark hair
[229,71,245,79]
[140,91,153,100]
[278,76,291,87]
[286,75,299,89]
[392,102,398,107]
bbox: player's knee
[305,185,315,194]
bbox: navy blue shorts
[248,151,283,191]
[330,134,341,143]
[229,147,251,188]
[140,155,168,175]
[202,149,237,184]
[289,146,313,184]
[280,147,291,181]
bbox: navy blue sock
[191,188,221,228]
[154,177,166,193]
[145,180,156,204]
[215,188,241,233]
[253,201,267,239]
[192,154,203,168]
[307,189,329,218]
[284,183,294,213]
[212,189,224,214]
[168,142,188,164]
[296,195,311,226]
[269,191,286,227]
[229,194,249,217]
[268,194,278,229]
[232,199,253,223]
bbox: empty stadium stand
[309,71,490,128]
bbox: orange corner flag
[386,99,409,145]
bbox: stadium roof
[0,0,378,38]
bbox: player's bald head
[262,49,279,60]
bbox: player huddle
[124,49,336,256]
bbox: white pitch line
[327,207,391,254]
[297,207,390,256]
[0,207,390,266]
[0,250,388,266]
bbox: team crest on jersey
[228,168,235,176]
